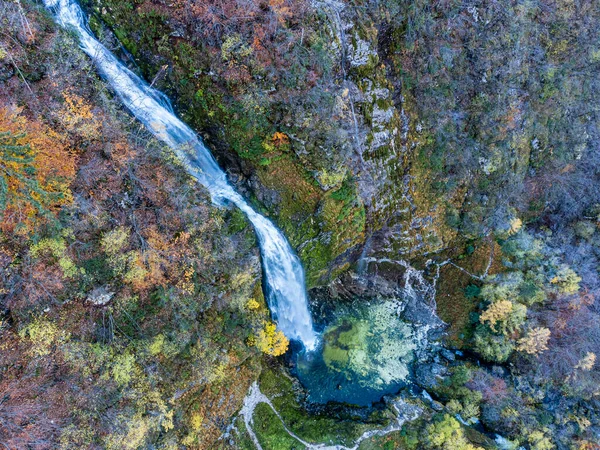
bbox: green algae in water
[294,301,416,406]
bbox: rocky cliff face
[83,0,599,287]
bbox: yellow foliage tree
[190,412,203,431]
[61,91,101,141]
[479,300,513,332]
[270,131,289,147]
[246,298,260,310]
[575,352,596,371]
[517,327,551,355]
[509,217,523,235]
[255,321,289,356]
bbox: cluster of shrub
[418,215,600,449]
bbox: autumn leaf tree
[0,108,75,234]
[254,321,289,356]
[479,300,514,333]
[516,327,551,355]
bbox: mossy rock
[323,319,370,372]
[253,403,302,450]
[317,301,416,389]
[257,366,371,445]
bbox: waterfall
[43,0,318,350]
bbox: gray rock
[249,175,281,212]
[440,349,456,361]
[403,294,446,331]
[0,64,14,82]
[87,286,115,306]
[431,401,444,411]
[415,363,447,390]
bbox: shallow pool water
[293,299,417,406]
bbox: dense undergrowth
[1,0,600,449]
[0,2,274,447]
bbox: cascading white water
[43,0,317,350]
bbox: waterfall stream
[43,0,318,350]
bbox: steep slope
[0,2,272,447]
[3,0,600,449]
[79,0,599,285]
